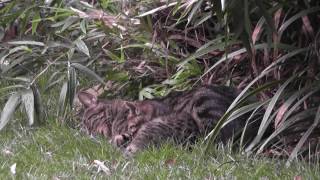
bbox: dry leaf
[294,175,302,180]
[10,163,16,175]
[275,103,288,129]
[165,158,176,167]
[93,160,111,175]
[2,148,13,156]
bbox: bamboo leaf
[102,49,122,62]
[0,93,21,131]
[275,84,320,129]
[186,0,203,26]
[80,20,87,34]
[286,106,320,167]
[31,11,41,35]
[245,76,296,152]
[8,41,45,46]
[137,2,178,17]
[68,64,77,108]
[45,71,62,90]
[204,48,309,153]
[279,7,320,38]
[71,63,105,85]
[255,0,276,32]
[74,38,90,57]
[0,85,25,93]
[257,108,318,154]
[61,16,78,32]
[179,38,237,68]
[57,82,68,117]
[21,89,35,126]
[31,85,44,124]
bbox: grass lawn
[0,122,319,179]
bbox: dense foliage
[0,0,319,165]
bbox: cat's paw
[111,134,131,148]
[96,125,111,138]
[111,135,125,147]
[124,144,139,157]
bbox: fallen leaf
[275,103,289,129]
[165,158,176,167]
[93,160,111,175]
[10,163,16,175]
[294,175,302,180]
[2,148,13,156]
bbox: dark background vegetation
[0,0,319,167]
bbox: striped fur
[78,85,244,156]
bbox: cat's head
[77,91,114,137]
[77,91,98,108]
[110,101,145,147]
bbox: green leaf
[0,85,25,93]
[257,89,320,154]
[106,71,128,82]
[8,41,45,46]
[0,46,30,65]
[286,106,320,167]
[61,16,78,32]
[45,76,65,91]
[204,47,309,152]
[194,12,212,26]
[58,82,68,118]
[0,93,21,131]
[178,37,236,68]
[71,63,105,85]
[137,2,178,17]
[80,20,87,34]
[103,49,122,62]
[45,71,62,89]
[245,75,296,152]
[186,0,203,26]
[139,87,155,100]
[31,11,41,35]
[31,85,44,124]
[278,7,320,38]
[275,84,320,128]
[255,0,276,32]
[226,101,269,126]
[68,65,77,108]
[21,89,35,126]
[74,38,90,57]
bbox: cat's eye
[128,125,137,134]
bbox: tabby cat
[77,85,246,156]
[77,91,171,146]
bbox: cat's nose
[124,144,138,158]
[112,134,128,147]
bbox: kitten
[77,91,127,139]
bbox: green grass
[0,122,319,179]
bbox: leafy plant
[1,0,319,165]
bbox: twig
[30,54,64,85]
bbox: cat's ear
[77,91,97,107]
